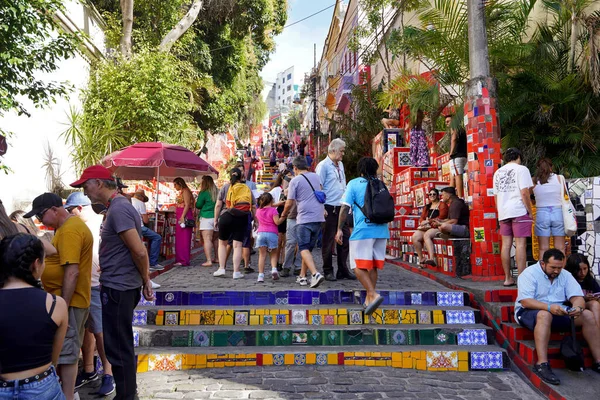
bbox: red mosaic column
[464,77,503,279]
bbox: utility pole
[464,0,503,279]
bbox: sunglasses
[66,206,77,213]
[428,193,438,196]
[36,207,50,221]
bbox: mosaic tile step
[134,346,508,372]
[137,307,480,327]
[503,322,585,344]
[143,290,468,307]
[134,325,492,348]
[516,339,595,369]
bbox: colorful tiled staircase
[131,289,510,372]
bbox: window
[278,85,280,89]
[287,73,292,80]
[282,89,285,94]
[283,77,285,83]
[287,85,291,91]
[278,96,280,100]
[282,99,285,104]
[287,96,292,103]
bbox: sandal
[423,259,437,267]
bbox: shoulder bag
[559,175,577,236]
[300,174,326,204]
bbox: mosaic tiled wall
[567,177,600,274]
[135,350,508,372]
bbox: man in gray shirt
[71,165,154,400]
[280,156,325,288]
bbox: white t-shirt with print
[131,197,147,225]
[493,162,534,221]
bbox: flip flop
[423,259,437,267]
[364,295,384,316]
[503,282,517,287]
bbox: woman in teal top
[195,175,218,266]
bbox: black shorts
[516,308,571,332]
[219,212,248,243]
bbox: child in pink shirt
[255,193,284,282]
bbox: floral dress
[409,127,429,166]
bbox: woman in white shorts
[195,176,219,266]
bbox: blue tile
[471,351,503,369]
[163,291,181,306]
[216,297,230,306]
[181,292,189,306]
[288,296,302,305]
[340,291,354,304]
[155,292,165,306]
[301,292,312,305]
[422,292,436,306]
[319,292,329,304]
[188,292,203,305]
[380,291,390,305]
[389,292,397,305]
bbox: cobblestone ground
[78,366,544,400]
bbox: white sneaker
[150,280,161,289]
[297,276,308,286]
[150,264,164,271]
[310,273,324,288]
[213,268,226,277]
[271,269,279,280]
[233,271,245,279]
[257,273,265,283]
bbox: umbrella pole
[154,165,160,231]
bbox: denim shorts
[535,206,565,237]
[256,232,278,250]
[85,285,102,334]
[516,308,571,332]
[296,222,322,252]
[0,366,65,400]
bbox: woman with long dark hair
[565,253,600,326]
[532,158,566,259]
[196,176,219,266]
[411,188,448,266]
[173,177,195,266]
[0,233,68,400]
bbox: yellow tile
[306,353,316,364]
[458,351,468,361]
[195,355,207,366]
[385,360,392,367]
[392,353,402,362]
[338,315,348,325]
[207,361,214,368]
[256,309,264,315]
[225,360,235,367]
[246,361,257,366]
[215,361,225,368]
[223,315,234,325]
[195,363,206,369]
[318,309,328,315]
[372,352,381,357]
[309,309,317,315]
[189,314,200,325]
[345,352,355,358]
[392,361,402,368]
[355,359,365,366]
[416,360,427,370]
[382,352,391,357]
[215,310,224,315]
[137,355,148,373]
[284,354,294,365]
[421,351,426,360]
[214,315,223,325]
[155,315,164,325]
[411,351,421,359]
[403,358,412,369]
[366,359,375,366]
[329,309,337,315]
[270,309,279,315]
[249,315,260,325]
[180,310,186,324]
[355,352,365,357]
[327,353,338,365]
[263,354,273,365]
[183,354,195,367]
[234,361,244,367]
[345,359,355,366]
[207,354,217,361]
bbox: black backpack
[560,315,584,371]
[355,176,395,224]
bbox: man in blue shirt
[316,138,355,281]
[336,157,389,315]
[515,249,600,385]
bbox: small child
[255,193,284,282]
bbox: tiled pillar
[464,77,503,278]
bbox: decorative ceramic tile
[471,351,503,369]
[292,310,307,325]
[235,311,248,325]
[418,310,432,324]
[198,310,215,325]
[389,330,408,345]
[384,309,399,322]
[445,310,475,324]
[263,315,273,325]
[324,315,335,325]
[164,311,179,326]
[228,331,246,346]
[148,354,183,371]
[273,354,285,366]
[292,332,308,344]
[435,331,451,345]
[279,331,292,345]
[260,331,274,346]
[349,310,363,325]
[411,293,422,305]
[276,314,288,325]
[316,353,328,365]
[311,315,322,325]
[426,351,458,369]
[133,330,139,347]
[133,310,147,326]
[312,297,320,305]
[138,294,156,306]
[437,292,464,307]
[458,329,488,346]
[294,354,306,365]
[192,330,210,347]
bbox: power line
[209,3,337,53]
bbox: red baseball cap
[70,165,115,188]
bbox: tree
[286,109,302,133]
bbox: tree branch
[120,0,134,58]
[159,0,204,53]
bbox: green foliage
[286,109,302,133]
[0,0,79,117]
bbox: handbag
[559,175,577,236]
[184,218,196,228]
[300,174,327,204]
[560,315,584,371]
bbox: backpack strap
[48,294,57,317]
[300,173,317,193]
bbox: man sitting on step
[515,248,600,385]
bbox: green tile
[418,329,435,345]
[308,330,322,346]
[171,330,189,347]
[258,330,275,346]
[433,329,456,345]
[378,330,388,345]
[325,330,341,346]
[277,330,292,346]
[343,330,363,345]
[211,331,228,347]
[228,331,246,346]
[386,329,415,345]
[362,330,376,345]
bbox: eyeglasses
[428,193,437,197]
[66,206,77,213]
[36,208,50,221]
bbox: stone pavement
[79,366,544,400]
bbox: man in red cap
[71,165,153,399]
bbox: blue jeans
[283,219,302,271]
[0,366,65,400]
[141,225,162,265]
[535,206,565,237]
[296,222,322,252]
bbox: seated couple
[515,249,600,385]
[412,187,469,268]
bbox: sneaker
[213,268,226,277]
[297,276,308,286]
[293,269,301,276]
[75,370,98,389]
[233,271,245,279]
[150,280,161,289]
[150,264,165,271]
[310,273,325,288]
[97,374,116,396]
[279,268,290,277]
[532,362,560,385]
[271,269,279,280]
[244,267,255,274]
[591,362,600,374]
[257,273,265,283]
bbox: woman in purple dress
[174,177,194,266]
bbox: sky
[259,0,336,85]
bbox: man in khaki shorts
[25,193,93,400]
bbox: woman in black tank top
[0,233,68,400]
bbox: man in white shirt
[493,148,534,286]
[132,189,163,271]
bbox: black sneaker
[293,269,301,276]
[280,268,290,277]
[243,267,255,274]
[324,273,337,282]
[533,362,560,385]
[591,362,600,374]
[75,370,98,389]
